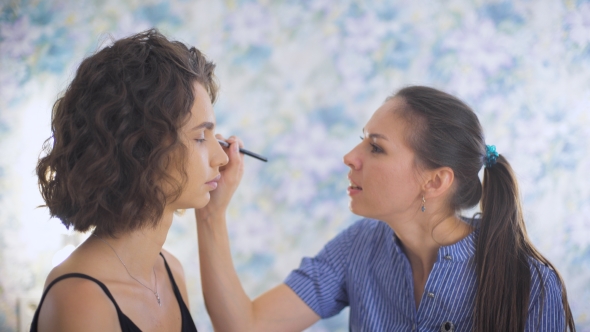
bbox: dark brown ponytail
[393,86,575,332]
[476,155,575,331]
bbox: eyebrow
[191,122,215,131]
[369,133,388,141]
[362,129,388,141]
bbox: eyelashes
[370,143,383,153]
[359,136,383,154]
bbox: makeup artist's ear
[422,166,454,198]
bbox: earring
[421,196,426,212]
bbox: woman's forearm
[196,214,320,332]
[197,215,256,332]
[194,137,255,330]
[195,138,318,331]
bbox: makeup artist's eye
[370,143,383,154]
[359,135,364,141]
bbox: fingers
[216,135,245,150]
[216,134,244,173]
[216,135,245,155]
[198,134,245,218]
[226,136,244,167]
[224,135,244,148]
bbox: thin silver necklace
[93,234,161,306]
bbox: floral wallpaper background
[1,0,589,330]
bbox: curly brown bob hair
[36,29,218,237]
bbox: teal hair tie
[485,145,499,168]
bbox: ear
[421,166,455,199]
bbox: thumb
[223,139,244,178]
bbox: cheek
[368,163,420,205]
[188,149,209,184]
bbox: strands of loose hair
[37,29,218,237]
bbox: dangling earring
[421,196,426,212]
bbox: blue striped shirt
[285,218,565,331]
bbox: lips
[347,177,362,196]
[206,174,221,189]
[348,177,362,190]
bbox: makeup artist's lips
[347,177,362,196]
[206,174,221,189]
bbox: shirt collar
[436,229,477,262]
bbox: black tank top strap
[29,273,141,332]
[160,253,183,298]
[159,253,198,332]
[30,257,197,332]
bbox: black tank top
[30,253,198,331]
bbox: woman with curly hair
[30,29,239,331]
[196,86,576,331]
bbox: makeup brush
[217,139,268,162]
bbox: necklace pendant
[156,293,161,306]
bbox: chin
[349,201,378,219]
[194,193,210,209]
[348,201,364,217]
[176,192,210,210]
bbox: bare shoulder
[43,262,81,288]
[37,274,120,332]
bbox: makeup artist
[196,86,576,331]
[30,29,238,331]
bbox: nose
[343,144,361,171]
[211,139,229,168]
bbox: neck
[382,208,472,309]
[384,210,472,279]
[92,211,174,280]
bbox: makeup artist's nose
[343,146,361,171]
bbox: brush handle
[217,139,268,162]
